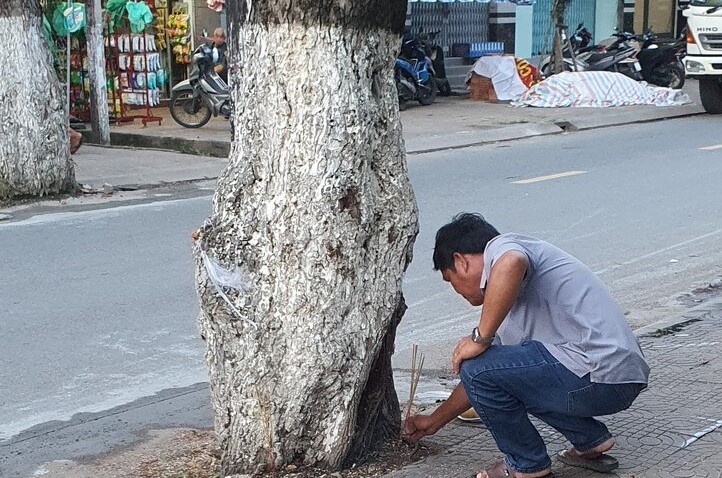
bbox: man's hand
[214,64,224,73]
[402,414,439,443]
[451,336,488,374]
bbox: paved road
[398,115,722,370]
[1,116,721,476]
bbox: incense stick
[404,344,425,421]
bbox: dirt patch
[35,426,436,478]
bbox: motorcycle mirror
[577,22,583,29]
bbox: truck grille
[700,33,722,50]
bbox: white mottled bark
[86,0,110,145]
[0,2,75,199]
[193,18,417,477]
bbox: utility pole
[85,0,110,144]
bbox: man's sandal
[557,449,619,473]
[470,460,554,478]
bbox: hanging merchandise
[106,0,129,34]
[63,2,85,33]
[105,0,164,125]
[126,1,154,34]
[155,16,167,50]
[166,12,191,64]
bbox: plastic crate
[465,42,505,60]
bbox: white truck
[683,0,722,113]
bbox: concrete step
[444,56,467,68]
[445,64,472,77]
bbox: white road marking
[512,170,587,184]
[593,229,722,275]
[0,196,212,229]
[682,418,722,448]
[699,143,722,151]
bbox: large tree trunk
[193,0,417,475]
[86,0,110,145]
[0,1,75,200]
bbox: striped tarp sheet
[512,72,691,108]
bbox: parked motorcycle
[539,23,595,76]
[541,28,643,81]
[169,44,231,128]
[634,30,686,89]
[417,29,452,96]
[396,33,437,110]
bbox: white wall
[595,0,619,42]
[515,5,533,59]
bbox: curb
[105,108,705,158]
[109,132,231,158]
[83,130,231,158]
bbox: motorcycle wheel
[418,80,437,106]
[654,63,685,89]
[169,91,212,128]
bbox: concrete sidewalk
[102,81,705,158]
[386,297,722,478]
[73,145,226,190]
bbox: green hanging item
[52,6,68,36]
[51,2,86,36]
[106,0,129,34]
[63,3,85,33]
[126,1,153,33]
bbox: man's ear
[452,252,467,273]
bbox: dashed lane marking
[699,143,722,151]
[511,170,587,184]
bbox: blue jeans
[459,341,645,474]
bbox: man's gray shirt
[481,233,650,384]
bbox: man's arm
[403,382,470,442]
[450,250,528,373]
[476,250,528,337]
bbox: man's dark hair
[433,213,500,271]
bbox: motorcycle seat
[586,51,613,63]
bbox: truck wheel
[699,77,722,114]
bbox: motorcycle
[395,32,437,110]
[416,29,452,96]
[634,30,686,89]
[541,27,643,81]
[169,44,231,128]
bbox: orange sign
[515,58,538,89]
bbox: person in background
[207,27,228,83]
[69,127,82,155]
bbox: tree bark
[0,0,75,199]
[193,0,417,475]
[550,0,568,74]
[86,0,110,145]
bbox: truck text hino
[684,0,722,113]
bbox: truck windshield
[691,0,722,5]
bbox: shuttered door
[532,0,597,55]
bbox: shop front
[42,0,227,126]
